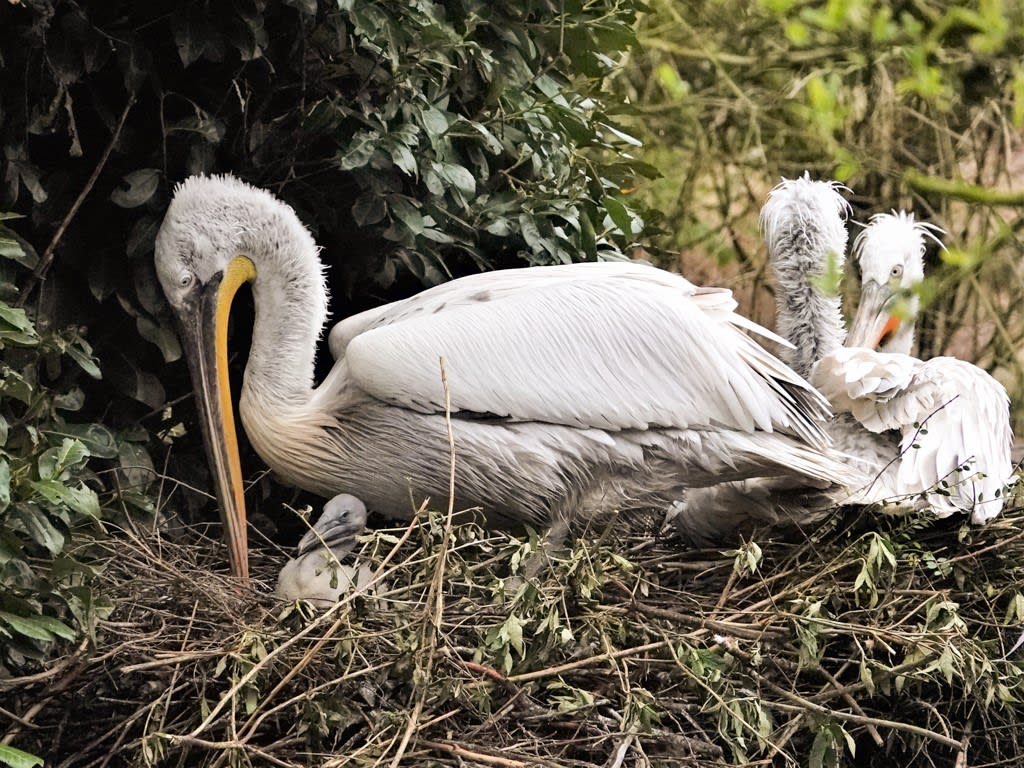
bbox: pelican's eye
[890,264,903,279]
[178,271,195,289]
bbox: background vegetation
[0,0,1022,766]
[617,0,1024,420]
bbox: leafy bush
[0,0,654,663]
[0,215,131,670]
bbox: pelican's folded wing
[814,349,1014,522]
[892,358,1014,522]
[339,263,832,448]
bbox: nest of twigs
[5,494,1024,767]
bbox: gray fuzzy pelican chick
[276,494,372,605]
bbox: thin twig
[817,665,884,747]
[17,95,136,308]
[388,357,458,768]
[419,739,544,768]
[508,641,669,684]
[1,638,91,747]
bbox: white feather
[815,341,1014,522]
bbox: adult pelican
[155,174,856,578]
[813,212,1015,522]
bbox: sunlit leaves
[0,743,44,768]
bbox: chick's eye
[890,265,903,278]
[179,272,194,289]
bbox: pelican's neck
[771,239,847,380]
[240,211,328,409]
[762,179,849,380]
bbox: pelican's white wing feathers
[892,357,1014,522]
[814,348,1014,522]
[330,262,830,447]
[812,347,918,431]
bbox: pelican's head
[760,174,851,272]
[295,494,368,557]
[155,174,323,580]
[846,211,943,354]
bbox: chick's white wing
[892,358,1013,522]
[342,268,830,445]
[812,347,918,431]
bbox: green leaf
[337,131,378,171]
[117,441,156,491]
[63,339,102,379]
[352,193,387,226]
[125,215,161,261]
[602,196,633,235]
[809,726,830,768]
[0,303,39,346]
[30,614,76,641]
[104,355,167,408]
[110,169,161,208]
[38,438,91,479]
[0,743,44,768]
[0,610,58,642]
[136,315,182,363]
[47,424,117,459]
[0,368,33,405]
[31,480,102,521]
[437,163,476,195]
[420,106,449,137]
[0,234,24,261]
[0,460,10,513]
[390,144,418,177]
[53,388,85,412]
[13,504,66,554]
[500,613,526,658]
[388,197,424,234]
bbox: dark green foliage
[0,223,131,669]
[0,0,653,673]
